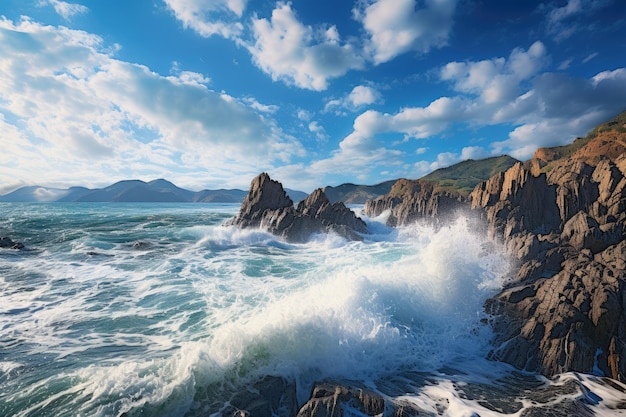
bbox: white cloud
[330,41,626,170]
[582,52,599,63]
[247,2,364,91]
[0,17,302,190]
[324,85,382,113]
[440,41,548,104]
[38,0,88,20]
[163,0,246,38]
[355,0,457,64]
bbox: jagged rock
[228,173,367,242]
[363,179,466,227]
[296,381,425,417]
[472,142,626,381]
[296,382,384,417]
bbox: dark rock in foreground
[227,173,367,243]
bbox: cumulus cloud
[355,0,457,64]
[440,41,548,104]
[163,0,246,38]
[247,2,364,91]
[326,41,626,175]
[325,85,382,113]
[0,17,302,189]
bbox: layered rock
[228,173,367,242]
[363,179,467,227]
[472,154,626,381]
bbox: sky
[0,0,625,193]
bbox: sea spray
[2,203,625,416]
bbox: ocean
[1,203,625,416]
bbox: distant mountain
[322,180,396,204]
[0,179,308,204]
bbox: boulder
[228,173,367,242]
[296,381,425,417]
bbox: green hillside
[420,155,519,196]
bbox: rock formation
[228,173,367,242]
[361,111,626,382]
[472,152,626,381]
[363,178,467,227]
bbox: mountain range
[0,178,308,204]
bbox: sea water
[1,203,625,416]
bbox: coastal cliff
[472,134,626,381]
[227,172,367,242]
[363,111,626,381]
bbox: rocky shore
[223,112,626,415]
[365,115,626,382]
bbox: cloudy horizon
[1,0,625,194]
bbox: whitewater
[1,203,625,416]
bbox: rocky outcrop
[295,381,429,417]
[0,236,24,249]
[472,155,626,381]
[228,173,367,242]
[363,179,467,227]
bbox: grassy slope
[419,155,519,196]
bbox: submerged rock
[228,173,367,242]
[0,236,24,249]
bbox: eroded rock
[228,173,367,242]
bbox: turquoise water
[1,203,624,416]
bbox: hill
[322,180,396,204]
[529,110,626,174]
[420,155,519,196]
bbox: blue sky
[1,0,625,193]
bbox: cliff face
[228,173,367,242]
[471,147,626,380]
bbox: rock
[0,236,24,249]
[228,173,367,242]
[296,381,424,417]
[215,376,298,417]
[296,382,384,417]
[363,179,467,227]
[471,145,626,381]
